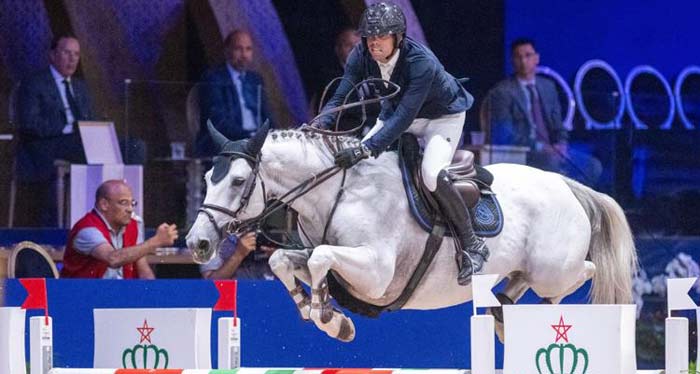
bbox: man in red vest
[61,180,178,279]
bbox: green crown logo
[120,319,169,369]
[122,343,169,369]
[533,315,589,374]
[535,342,589,374]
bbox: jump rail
[48,369,470,374]
[47,369,666,374]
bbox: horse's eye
[232,177,246,186]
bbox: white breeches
[363,111,465,191]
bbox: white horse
[186,124,637,343]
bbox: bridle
[197,149,345,248]
[197,150,263,243]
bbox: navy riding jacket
[321,36,473,154]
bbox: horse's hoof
[488,293,514,323]
[298,304,312,322]
[335,314,356,342]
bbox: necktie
[63,79,82,130]
[236,74,257,131]
[526,84,550,145]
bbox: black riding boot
[434,170,489,285]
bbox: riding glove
[335,144,371,169]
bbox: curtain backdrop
[0,0,53,80]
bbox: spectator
[15,34,94,225]
[60,180,178,279]
[195,30,272,157]
[312,28,378,133]
[488,38,602,185]
[200,231,277,280]
[316,2,485,285]
[15,33,145,226]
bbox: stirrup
[468,237,490,261]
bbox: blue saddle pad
[398,136,504,238]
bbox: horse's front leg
[269,248,313,321]
[307,244,395,342]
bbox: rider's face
[366,34,396,63]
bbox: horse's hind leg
[306,244,395,342]
[543,260,596,304]
[269,248,313,321]
[489,272,530,342]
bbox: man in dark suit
[195,30,272,157]
[17,34,94,180]
[488,38,601,185]
[15,34,95,226]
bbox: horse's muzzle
[189,237,216,264]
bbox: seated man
[15,34,93,225]
[488,38,602,185]
[200,230,277,280]
[16,33,145,226]
[195,29,272,157]
[61,180,178,279]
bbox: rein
[197,153,346,249]
[305,78,401,136]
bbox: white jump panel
[0,307,26,374]
[503,304,636,374]
[93,308,211,369]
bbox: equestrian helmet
[358,2,406,37]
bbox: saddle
[398,133,503,237]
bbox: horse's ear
[246,120,271,156]
[207,119,230,151]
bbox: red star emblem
[551,315,572,343]
[136,319,155,344]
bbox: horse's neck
[260,136,404,243]
[260,136,341,221]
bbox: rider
[316,1,488,285]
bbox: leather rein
[197,150,345,249]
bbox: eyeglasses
[110,199,138,208]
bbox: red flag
[213,280,237,311]
[213,280,238,326]
[19,278,49,325]
[20,278,47,309]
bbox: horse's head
[186,120,270,264]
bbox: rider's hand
[236,231,257,257]
[335,144,371,169]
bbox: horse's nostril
[192,239,215,265]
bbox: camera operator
[199,230,277,280]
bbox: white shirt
[226,63,257,132]
[49,65,76,134]
[376,49,400,83]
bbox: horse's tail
[563,177,638,304]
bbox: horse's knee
[269,250,291,276]
[307,246,336,276]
